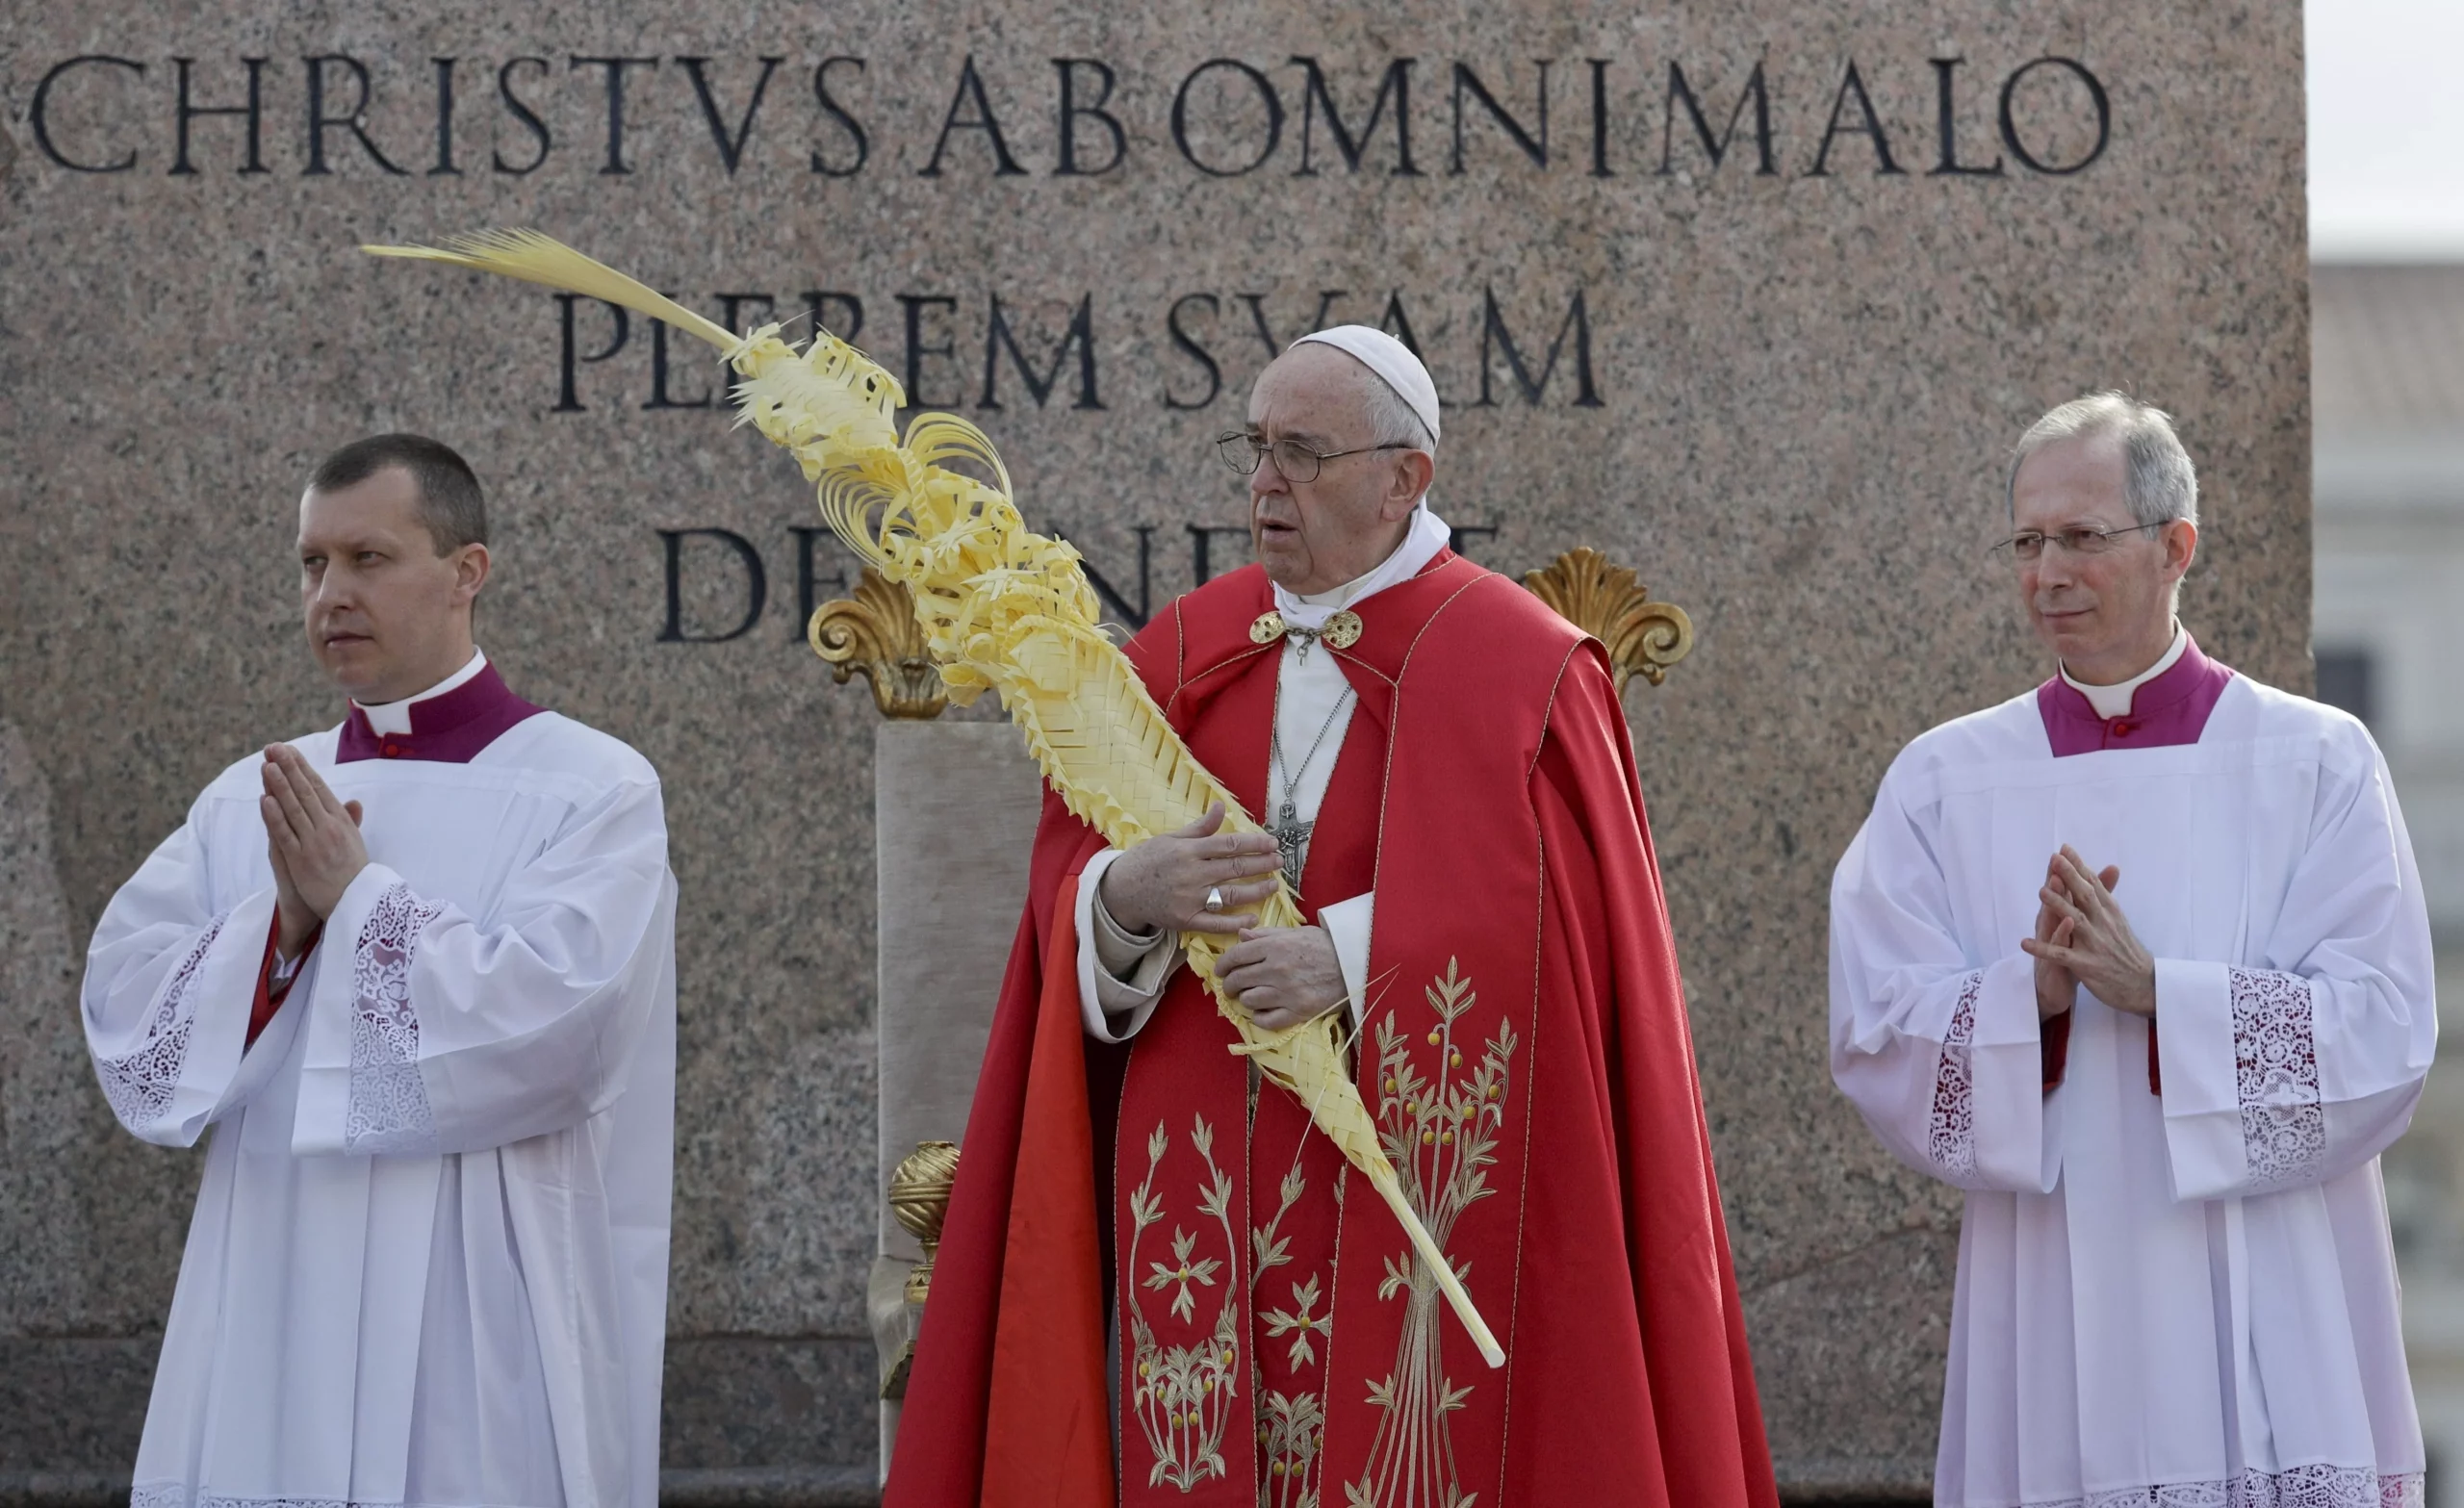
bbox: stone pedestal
[867,721,1041,1473]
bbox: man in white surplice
[1069,325,1444,1043]
[1830,393,2433,1506]
[83,434,678,1508]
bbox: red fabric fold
[2042,1010,2073,1090]
[245,912,320,1049]
[979,874,1115,1508]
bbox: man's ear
[2161,520,2198,584]
[452,543,492,605]
[1382,451,1435,522]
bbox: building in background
[2312,263,2464,1500]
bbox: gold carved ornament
[879,1139,961,1400]
[1521,546,1694,692]
[809,567,949,719]
[362,229,1504,1370]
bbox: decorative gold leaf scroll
[811,568,949,720]
[1521,547,1695,692]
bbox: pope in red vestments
[886,328,1776,1508]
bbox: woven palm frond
[366,229,1502,1368]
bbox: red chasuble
[886,552,1777,1508]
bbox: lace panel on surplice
[94,912,230,1131]
[1927,971,1985,1178]
[344,882,445,1155]
[2230,966,2327,1191]
[2018,1464,2423,1508]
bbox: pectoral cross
[1269,800,1313,891]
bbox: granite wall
[0,3,2308,1501]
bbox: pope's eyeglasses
[1216,431,1414,484]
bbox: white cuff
[1319,892,1375,1030]
[1076,851,1179,1042]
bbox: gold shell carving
[1522,547,1694,692]
[810,568,949,720]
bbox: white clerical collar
[1274,504,1451,630]
[2061,624,2185,720]
[355,649,488,735]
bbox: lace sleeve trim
[94,912,230,1131]
[2019,1464,2421,1507]
[2231,965,2327,1192]
[1926,971,1985,1178]
[344,882,445,1156]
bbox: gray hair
[1354,364,1437,456]
[2005,392,2197,527]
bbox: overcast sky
[2309,0,2464,260]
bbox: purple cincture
[2035,634,2236,756]
[335,662,545,765]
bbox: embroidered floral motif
[345,883,444,1155]
[1927,972,1986,1179]
[95,913,230,1132]
[2229,966,2327,1191]
[2019,1465,2422,1507]
[1260,1386,1326,1508]
[1254,1163,1331,1507]
[1126,1115,1242,1493]
[1347,958,1513,1508]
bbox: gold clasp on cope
[1249,609,1362,652]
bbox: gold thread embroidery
[1346,960,1516,1508]
[1128,1116,1243,1492]
[1254,1164,1331,1507]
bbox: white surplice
[1077,505,1450,1039]
[1831,675,2434,1507]
[84,710,678,1508]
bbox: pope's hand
[2021,846,2154,1018]
[260,744,366,957]
[1099,802,1281,936]
[1217,926,1348,1032]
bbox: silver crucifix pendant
[1270,800,1312,890]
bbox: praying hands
[2020,844,2155,1018]
[259,744,366,958]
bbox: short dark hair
[307,433,487,554]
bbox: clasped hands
[1097,804,1348,1032]
[260,745,368,959]
[2020,844,2155,1021]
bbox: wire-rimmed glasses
[1989,522,2168,561]
[1216,431,1414,484]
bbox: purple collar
[336,661,545,764]
[2036,634,2235,756]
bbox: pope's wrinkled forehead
[1245,344,1378,441]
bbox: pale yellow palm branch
[364,229,1502,1368]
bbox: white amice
[1830,676,2435,1506]
[82,712,678,1508]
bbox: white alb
[83,709,679,1508]
[1831,674,2434,1507]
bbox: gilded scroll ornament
[1521,547,1694,692]
[810,568,949,720]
